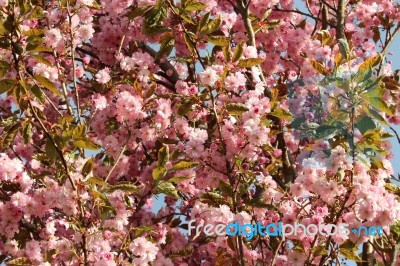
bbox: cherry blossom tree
[1,0,400,265]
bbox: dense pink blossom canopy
[0,0,400,265]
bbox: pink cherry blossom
[95,68,111,84]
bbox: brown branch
[237,0,268,97]
[321,4,329,30]
[320,0,336,11]
[336,0,346,40]
[319,189,353,266]
[390,243,400,266]
[44,16,74,116]
[270,238,283,266]
[378,24,400,76]
[237,0,297,186]
[67,1,81,125]
[137,43,179,92]
[390,126,400,144]
[361,236,374,266]
[273,8,335,28]
[104,130,131,183]
[76,46,100,61]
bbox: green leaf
[26,36,43,51]
[3,16,14,33]
[157,145,169,167]
[309,59,329,75]
[355,68,372,84]
[339,240,357,249]
[1,123,20,149]
[356,115,376,134]
[156,181,179,198]
[367,108,389,126]
[339,248,363,262]
[183,32,197,55]
[23,29,45,37]
[207,36,230,46]
[180,11,196,24]
[218,180,233,197]
[237,58,264,68]
[225,103,249,115]
[200,17,221,34]
[0,117,17,127]
[199,12,210,30]
[0,79,16,94]
[106,182,141,194]
[134,225,155,237]
[362,88,393,115]
[0,21,8,36]
[144,6,162,26]
[338,38,350,59]
[169,176,192,183]
[0,60,10,77]
[311,246,328,256]
[45,138,59,160]
[381,132,394,138]
[315,30,333,46]
[86,176,106,186]
[22,122,32,145]
[127,5,152,20]
[152,166,167,180]
[142,25,171,36]
[82,158,94,177]
[358,54,382,71]
[222,46,231,62]
[29,46,52,52]
[29,5,44,19]
[185,1,206,11]
[315,124,341,139]
[177,99,194,116]
[73,138,101,150]
[72,125,86,139]
[244,199,278,210]
[30,85,45,103]
[261,8,273,21]
[124,194,132,207]
[7,257,31,266]
[290,117,306,128]
[31,54,52,66]
[202,192,224,200]
[33,75,60,95]
[270,108,292,120]
[232,43,244,62]
[156,33,175,61]
[266,20,281,30]
[145,83,156,98]
[170,161,199,170]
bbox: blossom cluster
[0,0,400,265]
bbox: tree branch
[336,0,346,40]
[390,243,400,266]
[137,43,179,92]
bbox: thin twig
[238,0,268,96]
[270,238,283,266]
[378,24,400,76]
[66,1,81,124]
[104,132,131,183]
[273,8,335,28]
[44,15,74,116]
[390,126,400,143]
